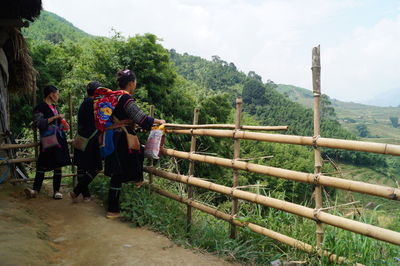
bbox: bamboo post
[148,105,155,187]
[312,45,324,248]
[230,97,242,239]
[186,108,199,233]
[68,93,76,186]
[32,83,38,163]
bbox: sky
[42,0,400,103]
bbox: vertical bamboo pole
[148,105,155,187]
[32,83,38,162]
[312,45,324,248]
[186,108,200,233]
[230,97,242,239]
[68,93,76,186]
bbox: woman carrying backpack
[69,81,103,202]
[25,85,71,199]
[103,69,165,219]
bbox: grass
[88,171,400,265]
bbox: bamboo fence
[144,166,400,246]
[148,184,363,265]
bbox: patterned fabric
[93,88,129,132]
[124,99,148,125]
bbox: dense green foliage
[22,11,92,43]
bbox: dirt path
[0,183,237,266]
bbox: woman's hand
[48,114,64,123]
[154,119,166,125]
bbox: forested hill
[171,51,347,138]
[23,10,92,43]
[275,84,400,142]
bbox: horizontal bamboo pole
[0,157,36,165]
[144,166,400,246]
[0,143,39,150]
[0,139,73,150]
[162,148,399,201]
[167,129,400,157]
[149,184,360,265]
[8,174,78,183]
[164,123,288,131]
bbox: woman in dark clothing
[25,85,71,199]
[105,69,165,218]
[70,81,103,202]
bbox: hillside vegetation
[12,11,400,265]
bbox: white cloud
[42,0,399,103]
[324,15,400,101]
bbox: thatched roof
[0,0,42,22]
[2,28,37,93]
[0,0,42,93]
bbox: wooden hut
[0,0,42,182]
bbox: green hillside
[22,10,92,43]
[275,84,400,143]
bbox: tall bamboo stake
[187,107,199,233]
[68,93,76,186]
[144,166,400,245]
[161,148,400,200]
[148,105,155,186]
[312,45,324,248]
[230,97,242,239]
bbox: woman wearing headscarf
[25,85,71,199]
[102,69,165,218]
[70,81,103,202]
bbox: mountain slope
[364,87,400,107]
[275,84,400,143]
[22,10,92,42]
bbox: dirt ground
[0,183,238,266]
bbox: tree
[356,124,369,137]
[389,117,399,128]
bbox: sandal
[105,212,121,219]
[69,191,79,203]
[83,197,91,202]
[53,192,63,200]
[24,188,38,199]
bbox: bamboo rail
[187,107,199,233]
[144,166,400,245]
[166,129,400,156]
[312,45,324,247]
[164,123,288,131]
[149,184,362,265]
[8,173,77,183]
[162,148,399,200]
[0,139,74,150]
[0,157,36,165]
